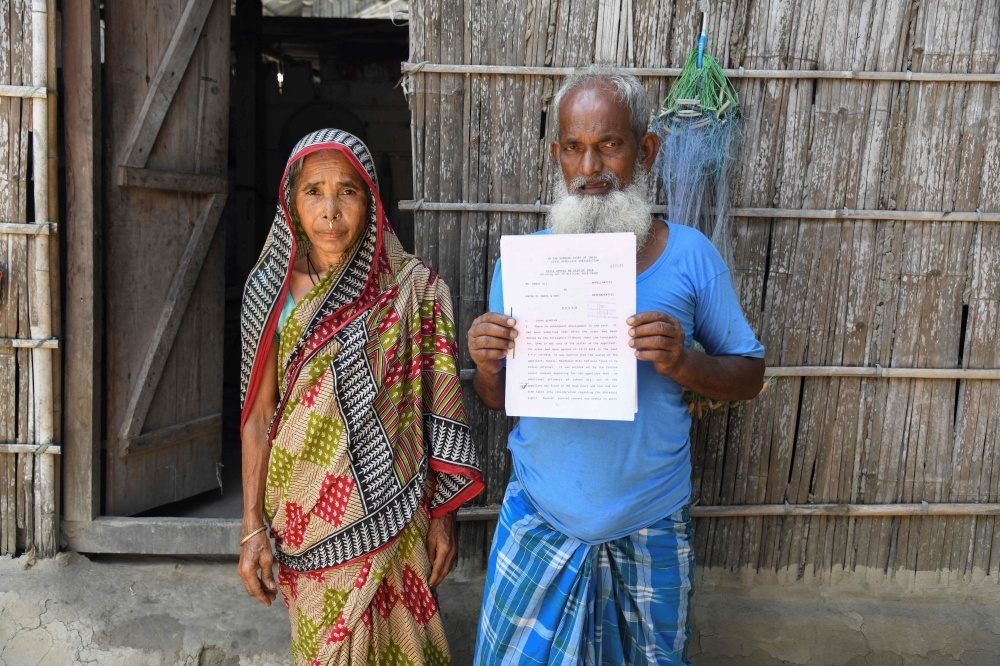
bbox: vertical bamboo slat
[28,0,56,558]
[0,0,32,555]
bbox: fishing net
[651,49,741,269]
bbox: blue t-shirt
[489,222,764,543]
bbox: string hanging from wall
[651,0,740,269]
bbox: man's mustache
[567,171,624,194]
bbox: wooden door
[103,0,230,515]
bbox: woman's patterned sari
[240,129,484,665]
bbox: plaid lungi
[474,475,695,666]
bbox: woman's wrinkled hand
[467,312,517,376]
[426,511,458,588]
[238,530,278,606]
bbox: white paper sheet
[501,232,637,421]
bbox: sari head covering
[240,129,484,573]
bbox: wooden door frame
[62,0,102,526]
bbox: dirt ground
[0,551,479,666]
[4,551,1000,665]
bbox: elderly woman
[238,129,483,666]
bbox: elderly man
[468,68,765,665]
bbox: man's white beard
[548,162,654,247]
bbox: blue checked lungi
[474,475,695,666]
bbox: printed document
[501,232,636,421]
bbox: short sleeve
[488,259,505,314]
[693,270,765,359]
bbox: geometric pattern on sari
[267,262,482,572]
[280,506,452,666]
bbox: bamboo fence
[0,0,58,556]
[408,0,1000,577]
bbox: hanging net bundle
[651,49,740,268]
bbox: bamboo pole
[401,61,1000,83]
[455,503,1000,521]
[0,444,60,455]
[0,338,59,349]
[45,0,60,532]
[458,367,1000,381]
[0,84,47,98]
[398,200,1000,222]
[0,222,56,234]
[689,503,1000,517]
[29,0,56,557]
[766,367,1000,379]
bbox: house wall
[407,0,1000,581]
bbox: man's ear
[550,139,560,164]
[639,131,661,173]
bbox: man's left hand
[628,311,687,378]
[426,511,457,588]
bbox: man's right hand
[238,531,278,607]
[467,312,517,375]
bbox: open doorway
[138,6,412,520]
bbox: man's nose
[579,146,604,176]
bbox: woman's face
[291,150,369,258]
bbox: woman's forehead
[299,149,365,184]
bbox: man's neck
[636,217,668,275]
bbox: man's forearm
[473,368,506,411]
[669,350,765,401]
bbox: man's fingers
[634,349,671,363]
[627,311,667,325]
[475,312,516,328]
[472,349,508,361]
[627,311,682,328]
[630,335,679,351]
[469,332,516,350]
[472,322,518,340]
[629,321,682,339]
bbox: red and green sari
[240,129,484,666]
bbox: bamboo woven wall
[0,0,33,556]
[0,0,57,557]
[408,0,1000,576]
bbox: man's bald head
[553,67,650,141]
